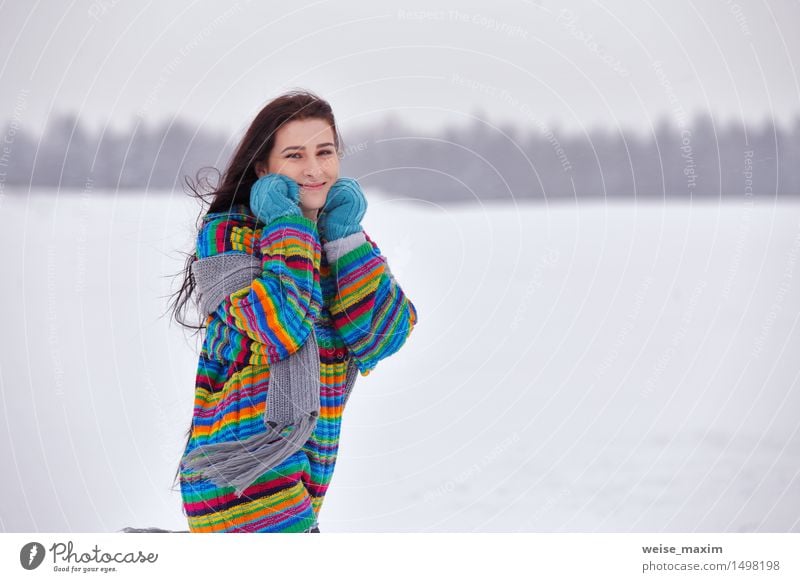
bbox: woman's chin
[300,193,328,209]
[299,204,324,218]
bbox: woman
[169,90,419,533]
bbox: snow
[1,188,798,532]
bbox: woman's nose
[303,156,322,176]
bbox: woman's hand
[250,173,302,225]
[318,177,367,242]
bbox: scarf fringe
[182,412,319,498]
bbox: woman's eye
[287,150,332,159]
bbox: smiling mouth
[301,182,326,189]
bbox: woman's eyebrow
[280,142,335,154]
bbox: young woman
[169,90,418,533]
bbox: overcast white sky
[1,0,798,138]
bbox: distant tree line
[1,111,797,202]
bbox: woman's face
[255,118,340,221]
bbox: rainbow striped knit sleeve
[202,213,323,364]
[322,230,418,376]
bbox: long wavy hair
[167,89,343,494]
[167,89,343,333]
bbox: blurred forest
[1,112,798,202]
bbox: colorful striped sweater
[179,203,418,532]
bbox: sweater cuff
[268,213,319,231]
[263,213,321,247]
[323,230,367,263]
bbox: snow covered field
[1,188,798,533]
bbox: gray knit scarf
[181,245,360,498]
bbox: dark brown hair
[167,89,342,494]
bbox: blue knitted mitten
[250,173,302,225]
[318,177,367,242]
